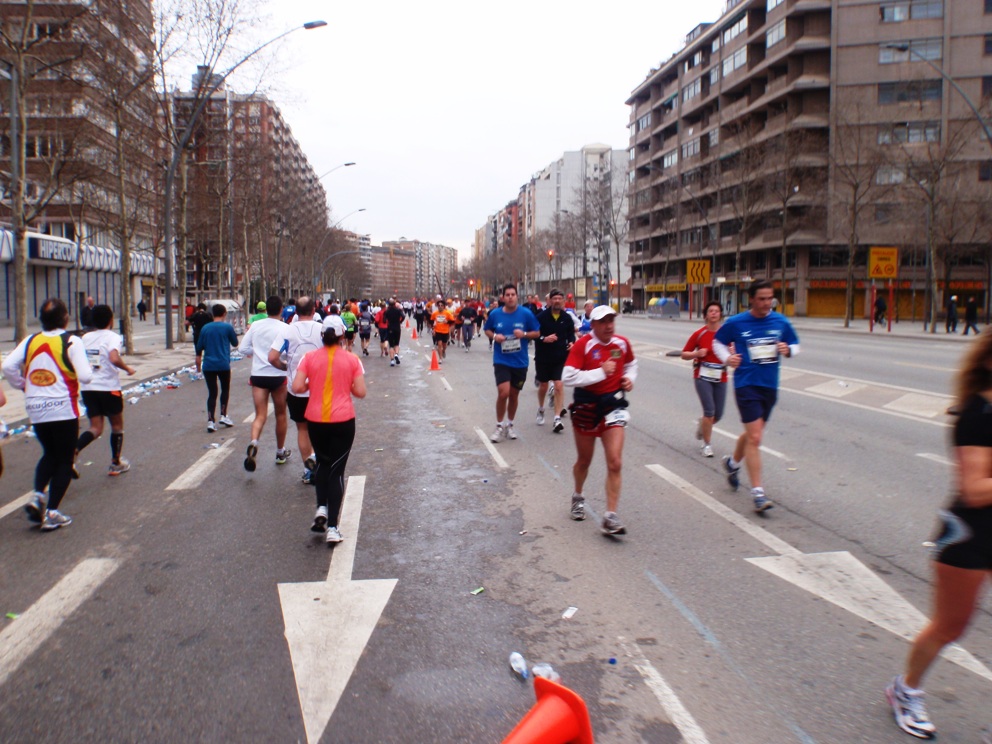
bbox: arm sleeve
[712,338,732,363]
[682,328,701,354]
[237,325,254,356]
[562,365,606,388]
[788,344,800,358]
[228,326,239,347]
[68,336,94,384]
[1,337,30,389]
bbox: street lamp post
[163,20,327,349]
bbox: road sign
[687,259,711,285]
[869,247,899,279]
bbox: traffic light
[547,249,554,262]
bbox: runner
[76,304,136,475]
[414,298,427,335]
[2,298,94,530]
[195,303,239,432]
[291,314,366,544]
[458,301,478,351]
[238,295,292,472]
[483,284,540,442]
[248,301,267,326]
[187,303,212,373]
[430,299,455,363]
[535,289,575,433]
[269,296,323,485]
[340,302,358,353]
[357,303,374,356]
[681,301,727,458]
[562,305,637,535]
[374,302,390,357]
[713,280,800,513]
[885,331,992,740]
[385,298,405,366]
[577,300,595,337]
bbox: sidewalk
[1,317,198,427]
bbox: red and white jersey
[1,330,93,423]
[562,332,637,394]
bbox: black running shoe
[722,456,740,490]
[244,443,258,472]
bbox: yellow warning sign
[869,247,899,279]
[687,259,711,285]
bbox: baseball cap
[322,315,347,335]
[257,301,266,311]
[589,305,617,322]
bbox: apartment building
[627,0,991,318]
[0,0,160,326]
[381,238,459,298]
[367,244,416,299]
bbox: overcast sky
[238,0,727,259]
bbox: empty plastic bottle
[508,652,529,680]
[531,663,561,683]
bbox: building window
[880,1,942,21]
[722,13,748,45]
[876,165,906,184]
[878,121,940,144]
[682,78,702,102]
[980,161,992,181]
[681,138,701,159]
[712,36,721,53]
[984,76,992,99]
[629,148,636,161]
[753,251,767,270]
[767,19,786,48]
[709,128,720,147]
[722,46,748,77]
[878,80,942,104]
[710,67,720,86]
[768,0,784,9]
[637,113,652,131]
[663,150,678,168]
[875,205,893,224]
[879,38,942,63]
[986,34,992,55]
[986,0,992,12]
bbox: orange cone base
[502,677,594,744]
[429,350,441,371]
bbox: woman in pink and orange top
[291,314,366,544]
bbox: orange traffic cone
[503,677,594,744]
[411,327,418,340]
[406,318,410,328]
[429,350,441,371]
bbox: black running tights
[204,370,231,421]
[34,418,78,511]
[307,419,356,527]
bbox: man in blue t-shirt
[483,283,540,442]
[713,279,800,513]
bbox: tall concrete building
[627,0,991,318]
[382,238,459,298]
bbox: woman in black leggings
[195,304,239,432]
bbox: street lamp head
[344,162,356,167]
[303,20,328,30]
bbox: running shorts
[387,329,401,347]
[534,358,565,384]
[433,332,449,344]
[345,330,355,341]
[932,506,992,570]
[287,393,309,424]
[734,385,777,424]
[694,378,727,421]
[81,389,123,417]
[250,375,287,390]
[493,364,527,390]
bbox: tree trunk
[843,204,858,329]
[115,113,134,353]
[176,149,188,342]
[12,56,28,341]
[927,198,938,334]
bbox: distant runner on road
[681,301,727,459]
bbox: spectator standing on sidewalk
[291,314,366,544]
[946,295,958,334]
[76,304,136,476]
[963,296,981,336]
[136,298,147,321]
[885,330,992,740]
[2,298,93,530]
[196,304,239,432]
[188,303,212,373]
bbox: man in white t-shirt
[238,295,291,471]
[76,304,136,476]
[268,296,322,484]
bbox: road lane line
[711,428,787,460]
[440,377,452,391]
[474,427,508,469]
[166,439,235,490]
[917,452,952,466]
[0,557,119,687]
[0,491,33,522]
[646,463,800,557]
[621,638,711,744]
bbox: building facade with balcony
[381,238,459,298]
[627,0,991,319]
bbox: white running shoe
[552,417,564,433]
[490,424,504,443]
[702,444,714,457]
[325,526,343,544]
[219,415,234,427]
[886,676,936,739]
[207,420,217,432]
[108,459,131,476]
[506,424,518,440]
[536,408,545,426]
[41,509,72,531]
[311,506,328,533]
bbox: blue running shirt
[483,306,540,369]
[714,311,799,389]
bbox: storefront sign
[28,236,77,267]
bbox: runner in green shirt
[340,305,358,353]
[248,301,267,326]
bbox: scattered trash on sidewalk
[562,606,578,619]
[5,612,18,620]
[470,586,485,595]
[608,657,617,665]
[204,443,220,449]
[531,663,561,682]
[509,651,529,680]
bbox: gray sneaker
[325,526,343,544]
[536,408,545,426]
[552,417,564,433]
[722,455,740,490]
[311,506,328,533]
[24,492,47,523]
[601,511,627,536]
[570,494,586,521]
[41,509,72,531]
[108,459,130,476]
[753,493,774,513]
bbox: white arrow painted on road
[277,475,397,744]
[647,463,992,682]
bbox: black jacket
[535,307,576,361]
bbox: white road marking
[242,401,275,424]
[440,377,452,391]
[647,463,992,681]
[0,557,120,687]
[166,439,235,490]
[893,360,956,373]
[710,428,787,460]
[884,392,949,418]
[917,452,952,466]
[804,380,867,398]
[0,491,33,522]
[474,426,508,469]
[279,476,398,744]
[620,639,711,744]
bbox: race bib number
[501,337,521,353]
[86,348,102,369]
[698,362,724,382]
[603,408,630,427]
[747,340,778,363]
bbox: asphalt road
[0,319,989,743]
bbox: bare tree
[723,118,765,289]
